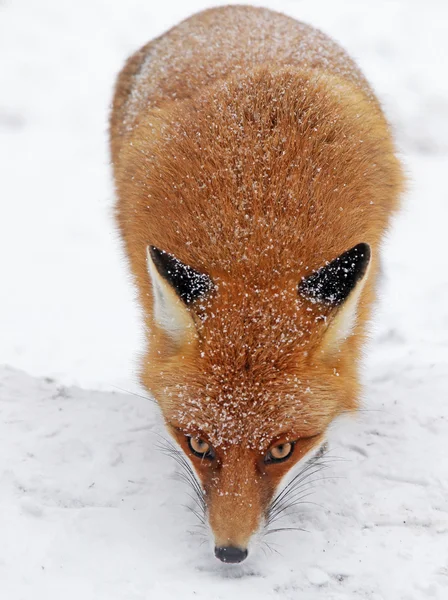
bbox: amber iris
[265,441,294,464]
[188,436,215,459]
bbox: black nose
[214,546,248,563]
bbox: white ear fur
[146,247,195,343]
[323,261,370,352]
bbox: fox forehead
[194,281,328,376]
[164,370,338,450]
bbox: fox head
[142,242,372,562]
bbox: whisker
[110,384,157,404]
[268,472,341,515]
[267,492,316,524]
[267,502,323,527]
[270,473,345,520]
[156,435,207,524]
[187,528,207,538]
[183,504,206,525]
[262,540,282,556]
[184,491,207,513]
[265,526,309,535]
[269,462,329,514]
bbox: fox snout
[207,457,266,562]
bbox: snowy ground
[1,1,447,598]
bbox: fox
[110,5,403,563]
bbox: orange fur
[110,6,404,553]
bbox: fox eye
[265,441,295,464]
[188,436,215,460]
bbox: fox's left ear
[146,246,214,344]
[298,243,371,351]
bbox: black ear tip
[298,242,372,306]
[147,244,213,305]
[148,246,165,272]
[354,242,371,260]
[352,242,371,273]
[149,245,163,259]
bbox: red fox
[110,6,403,563]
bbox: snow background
[0,0,447,598]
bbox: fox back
[110,6,403,561]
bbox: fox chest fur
[110,6,403,559]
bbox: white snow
[1,0,447,598]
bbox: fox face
[143,243,371,562]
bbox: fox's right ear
[146,246,214,344]
[298,243,371,351]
